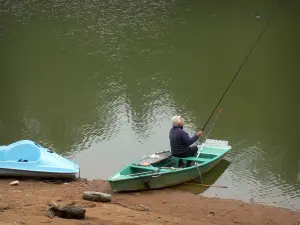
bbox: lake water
[0,0,299,211]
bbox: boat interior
[118,151,219,177]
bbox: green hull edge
[107,143,231,192]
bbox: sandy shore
[0,178,299,225]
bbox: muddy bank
[0,178,299,225]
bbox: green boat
[107,139,232,192]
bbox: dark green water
[0,0,299,211]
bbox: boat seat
[0,148,5,161]
[130,164,169,172]
[4,144,40,162]
[175,157,209,163]
[180,157,208,161]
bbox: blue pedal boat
[0,140,80,179]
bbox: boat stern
[200,139,232,156]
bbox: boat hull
[0,168,77,179]
[109,154,224,192]
[0,140,79,179]
[108,139,232,192]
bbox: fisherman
[169,115,203,167]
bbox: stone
[0,203,10,212]
[48,205,86,219]
[24,203,33,206]
[82,191,112,202]
[136,204,150,211]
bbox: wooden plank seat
[130,165,169,172]
[176,157,209,163]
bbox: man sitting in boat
[169,115,203,167]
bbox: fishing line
[201,17,273,131]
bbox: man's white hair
[171,115,182,126]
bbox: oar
[185,183,227,188]
[128,160,176,177]
[197,184,227,188]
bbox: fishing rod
[201,18,273,132]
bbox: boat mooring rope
[195,161,204,184]
[195,108,223,183]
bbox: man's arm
[181,130,200,146]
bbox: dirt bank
[0,178,299,225]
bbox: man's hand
[197,130,204,137]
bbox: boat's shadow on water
[167,158,231,194]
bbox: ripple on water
[1,0,180,61]
[215,141,300,211]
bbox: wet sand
[0,178,299,225]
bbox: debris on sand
[82,191,112,202]
[10,180,19,186]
